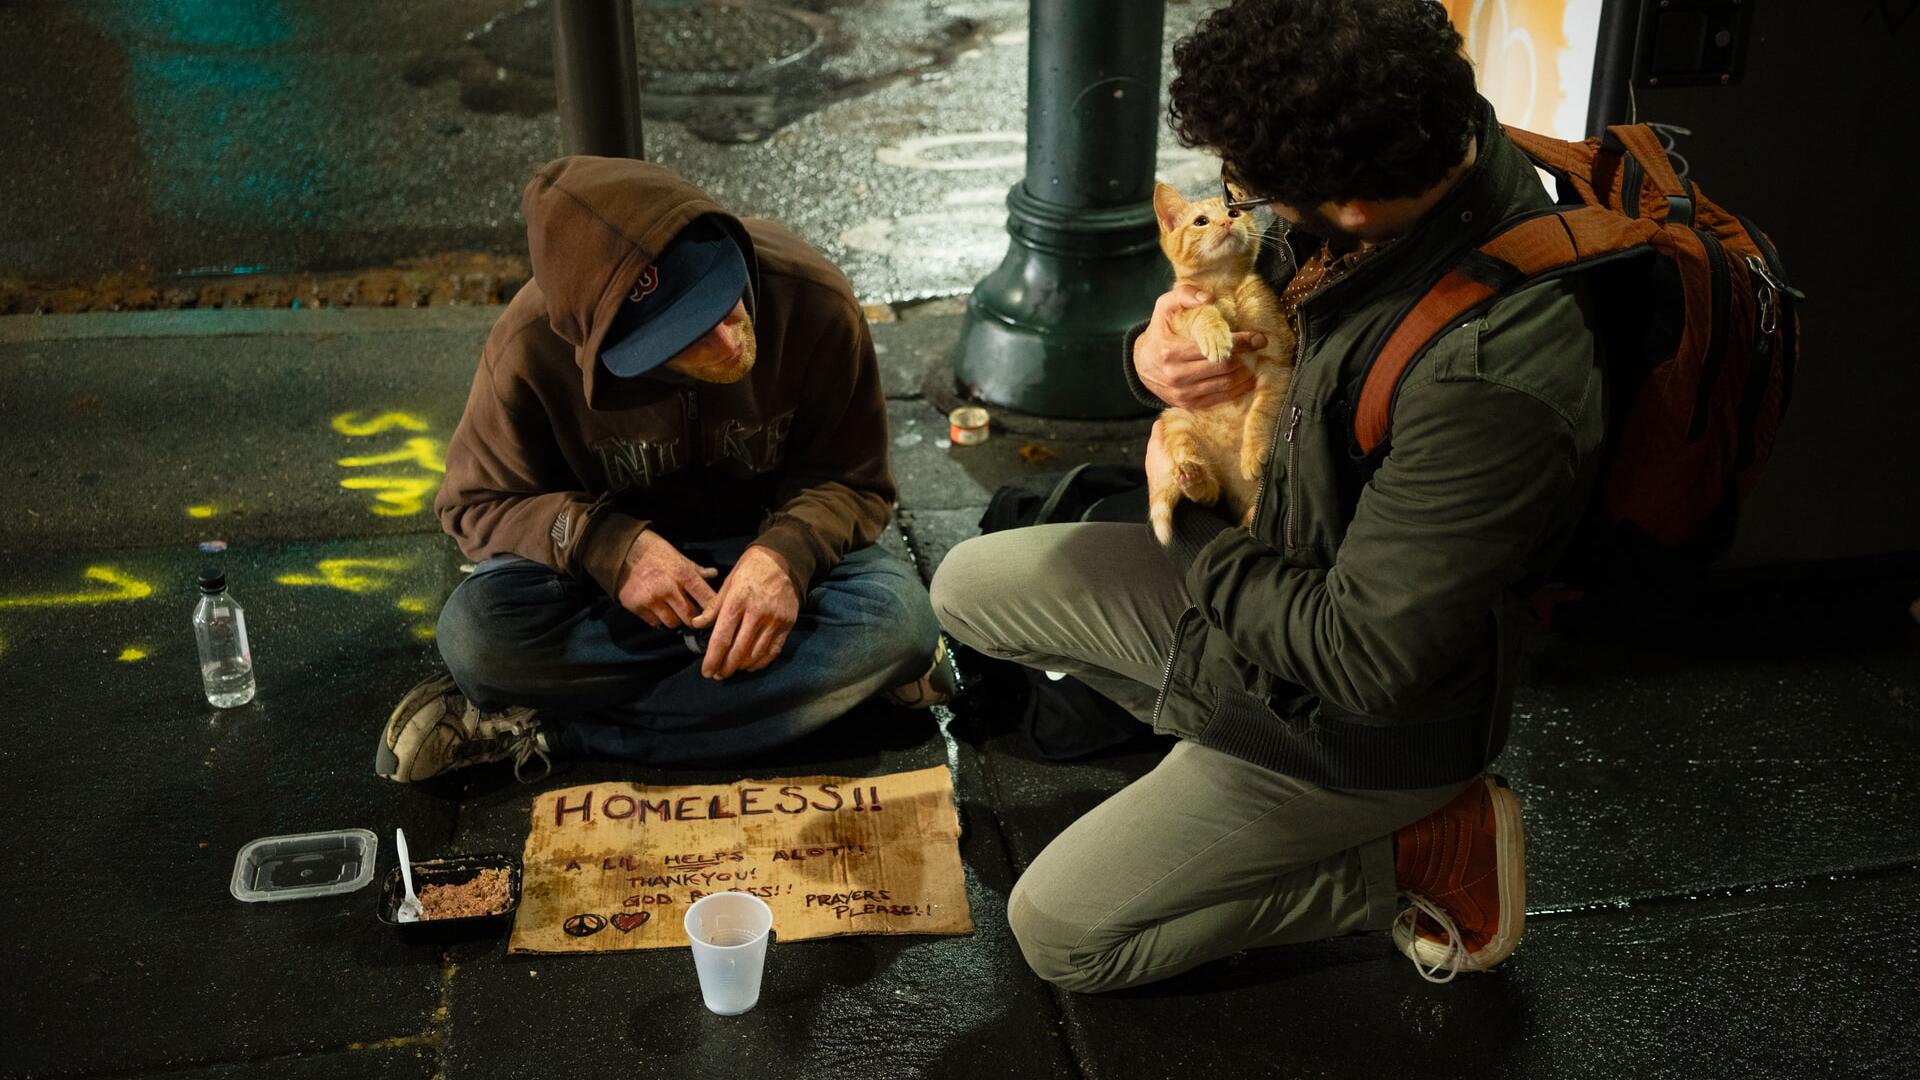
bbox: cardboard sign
[507,766,972,953]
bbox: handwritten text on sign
[508,766,972,954]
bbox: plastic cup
[683,892,773,1015]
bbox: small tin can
[949,406,990,446]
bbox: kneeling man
[377,157,942,784]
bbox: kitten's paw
[1176,460,1219,504]
[1197,327,1234,364]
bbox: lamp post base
[949,184,1166,420]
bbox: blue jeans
[436,538,939,764]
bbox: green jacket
[1129,107,1606,789]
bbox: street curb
[0,306,502,345]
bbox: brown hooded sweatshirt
[435,156,894,598]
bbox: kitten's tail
[1149,491,1176,546]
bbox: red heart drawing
[612,911,651,932]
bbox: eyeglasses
[1220,165,1276,212]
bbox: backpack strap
[1501,125,1603,204]
[1603,124,1695,224]
[1604,125,1687,197]
[1353,207,1658,456]
[1033,463,1095,525]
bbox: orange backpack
[1353,123,1803,618]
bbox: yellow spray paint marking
[337,437,446,474]
[338,476,440,517]
[332,411,430,437]
[276,558,412,594]
[412,626,437,640]
[186,505,217,519]
[0,566,156,610]
[395,596,431,615]
[332,409,442,518]
[118,646,150,662]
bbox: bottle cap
[198,565,227,593]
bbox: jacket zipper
[1281,405,1304,549]
[1149,607,1197,727]
[1248,414,1282,528]
[1249,324,1314,530]
[683,389,701,463]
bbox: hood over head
[521,156,760,401]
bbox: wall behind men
[1627,2,1917,569]
[1443,0,1605,140]
[1436,1,1916,568]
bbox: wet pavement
[3,306,1918,1079]
[0,0,1224,309]
[5,1,1920,1075]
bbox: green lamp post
[550,0,645,158]
[950,1,1169,419]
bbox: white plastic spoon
[395,828,423,923]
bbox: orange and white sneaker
[1391,774,1526,983]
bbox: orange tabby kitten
[1147,182,1296,544]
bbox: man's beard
[1286,203,1363,247]
[665,318,757,384]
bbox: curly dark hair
[1169,0,1479,209]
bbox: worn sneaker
[1391,774,1526,983]
[884,636,957,709]
[374,673,552,784]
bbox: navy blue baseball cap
[599,218,749,378]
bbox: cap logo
[629,265,660,303]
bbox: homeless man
[377,157,944,784]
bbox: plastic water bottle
[193,566,256,708]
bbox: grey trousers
[930,522,1468,993]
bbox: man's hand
[691,545,800,679]
[1135,284,1267,409]
[615,530,720,630]
[1146,417,1172,482]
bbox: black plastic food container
[376,852,522,942]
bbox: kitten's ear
[1152,183,1186,232]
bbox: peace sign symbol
[562,913,607,937]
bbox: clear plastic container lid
[230,829,378,902]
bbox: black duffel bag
[968,463,1158,760]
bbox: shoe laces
[1396,892,1466,985]
[476,712,552,784]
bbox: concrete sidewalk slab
[1042,872,1920,1080]
[148,1048,438,1080]
[0,521,1070,1078]
[1,309,495,556]
[0,309,1136,562]
[0,536,465,1077]
[1508,630,1920,910]
[438,713,1072,1080]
